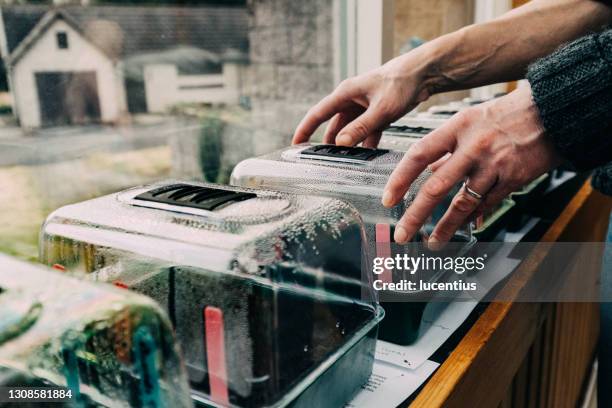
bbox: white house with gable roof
[0,5,249,128]
[1,10,125,128]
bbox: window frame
[333,0,394,84]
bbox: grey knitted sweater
[527,29,612,196]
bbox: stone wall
[247,0,334,153]
[246,0,475,149]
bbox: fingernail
[336,134,352,145]
[394,226,408,243]
[382,190,393,207]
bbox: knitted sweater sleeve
[526,29,612,171]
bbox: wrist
[384,25,471,101]
[416,26,471,96]
[489,84,562,171]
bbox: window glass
[56,31,68,49]
[393,0,475,108]
[0,1,334,260]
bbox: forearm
[416,0,612,94]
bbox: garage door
[35,71,101,127]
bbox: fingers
[323,106,365,144]
[382,125,458,209]
[335,106,388,146]
[428,152,451,172]
[293,80,359,144]
[429,171,498,246]
[362,132,382,148]
[323,114,348,144]
[474,184,514,216]
[393,152,473,244]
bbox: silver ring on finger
[463,182,483,200]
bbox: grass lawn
[0,146,171,261]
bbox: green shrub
[199,117,225,183]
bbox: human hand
[382,84,561,246]
[292,49,435,147]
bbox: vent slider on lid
[386,126,432,135]
[134,184,256,211]
[299,145,388,162]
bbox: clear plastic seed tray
[40,181,381,407]
[0,254,191,407]
[392,112,447,129]
[379,125,434,151]
[230,143,472,245]
[230,144,474,345]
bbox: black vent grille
[299,145,388,162]
[386,126,433,136]
[134,184,256,211]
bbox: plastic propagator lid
[0,290,41,345]
[0,254,191,407]
[38,182,381,408]
[120,182,293,224]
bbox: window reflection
[0,1,334,260]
